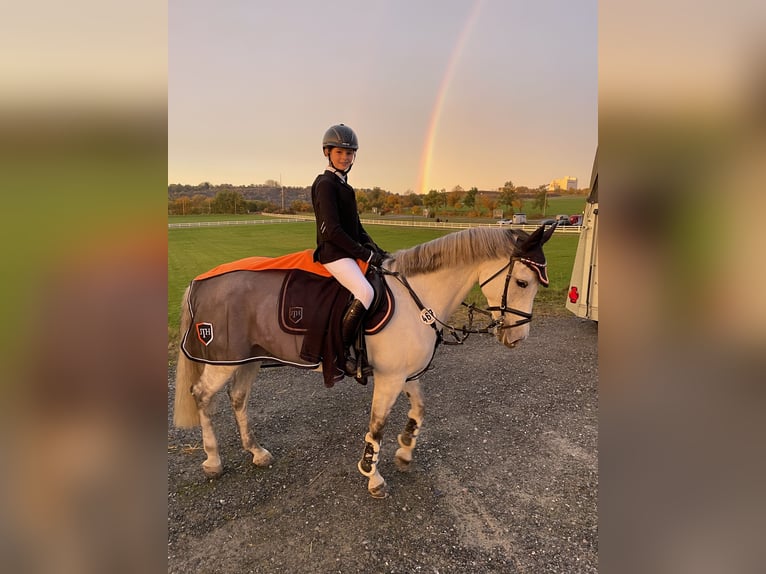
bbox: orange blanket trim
[194,249,369,281]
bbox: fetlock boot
[341,299,367,375]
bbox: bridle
[478,256,543,330]
[380,254,543,347]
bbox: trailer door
[566,149,598,321]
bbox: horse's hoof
[251,448,273,467]
[394,446,413,471]
[394,454,412,472]
[202,463,223,478]
[369,482,389,499]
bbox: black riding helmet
[322,124,358,175]
[322,124,359,152]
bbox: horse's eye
[516,279,528,288]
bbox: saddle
[278,265,394,385]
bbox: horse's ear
[518,221,557,252]
[542,221,558,244]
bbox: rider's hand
[364,241,389,259]
[369,252,385,268]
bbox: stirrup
[344,351,372,376]
[354,364,372,386]
[344,351,358,376]
[344,348,372,384]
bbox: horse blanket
[180,250,392,387]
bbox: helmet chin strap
[327,154,353,177]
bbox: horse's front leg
[192,365,238,477]
[227,362,273,467]
[395,378,425,471]
[358,374,405,499]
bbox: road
[168,315,598,573]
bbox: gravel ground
[168,315,598,573]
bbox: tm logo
[289,306,304,324]
[195,322,214,346]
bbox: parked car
[569,214,583,226]
[497,219,513,225]
[555,214,570,225]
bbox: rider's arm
[314,179,374,262]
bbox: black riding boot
[342,299,367,375]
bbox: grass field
[535,195,589,218]
[168,221,578,357]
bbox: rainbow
[416,0,485,195]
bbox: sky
[169,0,597,194]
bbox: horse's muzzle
[498,327,528,349]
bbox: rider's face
[328,147,355,171]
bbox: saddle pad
[276,270,348,385]
[364,280,395,335]
[277,269,396,337]
[278,270,347,335]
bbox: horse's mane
[391,227,527,276]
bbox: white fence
[168,218,306,229]
[168,214,582,233]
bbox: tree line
[168,181,588,218]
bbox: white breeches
[323,258,374,309]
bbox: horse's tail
[173,286,202,428]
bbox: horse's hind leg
[227,362,273,467]
[193,365,238,478]
[395,378,425,471]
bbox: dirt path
[168,316,598,573]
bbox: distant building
[548,176,578,191]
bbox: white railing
[168,218,305,229]
[168,214,582,233]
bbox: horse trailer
[566,149,598,321]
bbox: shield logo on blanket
[195,322,214,346]
[288,306,303,325]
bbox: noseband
[479,257,533,330]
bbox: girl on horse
[310,124,386,373]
